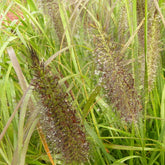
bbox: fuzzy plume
[118,1,130,44]
[37,0,65,44]
[29,47,89,164]
[93,31,142,123]
[136,0,146,87]
[137,0,161,91]
[147,3,161,91]
[137,0,145,47]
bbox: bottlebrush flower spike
[118,1,129,44]
[137,0,161,91]
[147,4,161,91]
[93,31,142,123]
[37,0,65,44]
[29,47,89,164]
[137,0,146,86]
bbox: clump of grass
[29,46,89,164]
[0,0,165,164]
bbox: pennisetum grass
[0,0,165,164]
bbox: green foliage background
[0,0,165,164]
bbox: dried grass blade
[121,18,145,54]
[45,46,72,67]
[153,0,165,28]
[37,123,55,165]
[7,47,27,91]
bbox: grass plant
[0,0,165,164]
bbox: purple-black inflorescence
[29,47,89,164]
[93,32,143,123]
